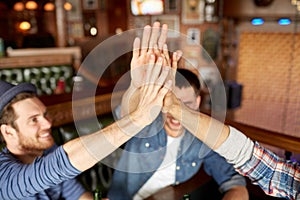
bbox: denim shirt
[108,112,246,200]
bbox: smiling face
[4,97,54,157]
[163,86,201,138]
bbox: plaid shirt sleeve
[236,142,300,199]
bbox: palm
[130,42,149,88]
[130,22,168,89]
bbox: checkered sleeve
[237,142,300,199]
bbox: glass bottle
[93,188,102,200]
[0,38,5,57]
[182,193,191,200]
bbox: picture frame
[99,0,106,11]
[182,0,205,24]
[82,0,99,10]
[164,0,180,14]
[187,28,200,45]
[67,0,82,21]
[151,15,180,38]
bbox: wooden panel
[48,90,124,127]
[0,54,72,68]
[223,0,297,19]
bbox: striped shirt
[0,145,86,200]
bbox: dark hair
[175,68,201,96]
[0,92,36,129]
[0,92,36,144]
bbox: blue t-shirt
[0,145,86,200]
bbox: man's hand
[130,22,168,89]
[121,22,168,117]
[132,54,172,126]
[162,50,182,114]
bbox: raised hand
[121,22,182,118]
[130,22,168,89]
[133,54,172,125]
[162,50,182,114]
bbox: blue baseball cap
[0,80,37,116]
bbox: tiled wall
[234,32,300,137]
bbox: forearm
[222,186,249,200]
[172,102,229,149]
[63,113,144,171]
[78,192,93,200]
[120,83,140,117]
[168,100,253,166]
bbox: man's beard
[17,130,54,153]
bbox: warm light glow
[90,27,98,36]
[291,0,297,5]
[19,21,31,31]
[13,2,25,11]
[131,0,164,15]
[115,28,123,34]
[44,2,55,11]
[64,2,72,11]
[25,1,38,10]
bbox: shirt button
[176,166,180,170]
[191,162,196,167]
[175,181,180,185]
[145,143,150,148]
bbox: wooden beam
[48,90,124,127]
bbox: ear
[0,124,16,140]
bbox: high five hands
[122,21,182,117]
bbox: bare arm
[78,191,93,200]
[164,95,230,149]
[63,44,172,171]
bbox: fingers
[149,22,161,50]
[158,24,168,50]
[141,22,167,56]
[141,25,151,55]
[132,37,141,61]
[141,64,171,101]
[175,50,183,61]
[162,43,170,67]
[156,66,172,89]
[172,52,178,71]
[171,50,182,76]
[144,54,157,83]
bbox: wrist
[129,108,150,128]
[129,82,139,90]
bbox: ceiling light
[13,2,25,11]
[25,1,38,10]
[44,2,55,11]
[64,2,72,11]
[251,18,264,25]
[19,21,31,31]
[278,18,291,25]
